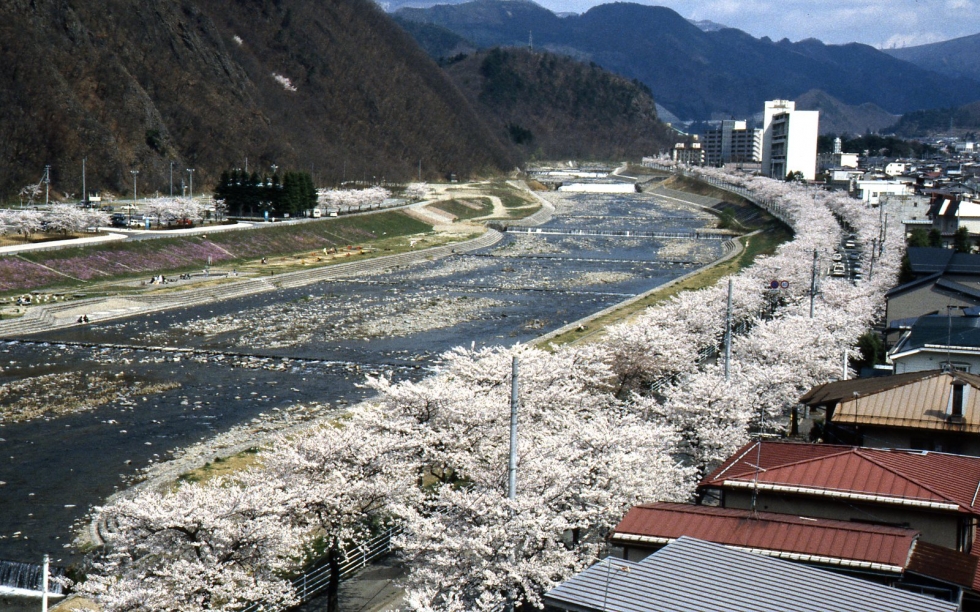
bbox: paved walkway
[0,229,503,339]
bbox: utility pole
[186,168,195,199]
[81,157,87,206]
[130,169,139,227]
[506,355,519,612]
[170,161,175,198]
[508,356,519,500]
[42,554,50,612]
[44,165,51,206]
[809,248,818,319]
[724,279,733,381]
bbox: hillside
[396,0,980,120]
[442,48,674,160]
[888,101,980,137]
[885,33,980,83]
[794,90,899,136]
[0,0,516,199]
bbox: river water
[0,191,723,572]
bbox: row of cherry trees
[74,170,901,611]
[0,206,109,240]
[316,186,392,210]
[140,197,226,226]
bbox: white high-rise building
[761,100,819,181]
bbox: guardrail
[241,525,403,612]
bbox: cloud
[537,0,980,47]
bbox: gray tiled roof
[544,537,957,612]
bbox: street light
[129,169,139,227]
[186,168,195,199]
[170,161,175,198]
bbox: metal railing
[241,525,403,612]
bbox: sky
[534,0,980,48]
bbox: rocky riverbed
[0,189,726,566]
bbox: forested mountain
[396,0,980,121]
[888,101,980,137]
[0,0,516,198]
[442,48,674,160]
[885,33,980,83]
[794,90,899,136]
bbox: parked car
[110,213,127,228]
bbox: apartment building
[761,100,820,181]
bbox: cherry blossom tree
[367,345,694,610]
[76,476,303,611]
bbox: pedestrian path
[0,230,503,338]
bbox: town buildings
[701,120,762,166]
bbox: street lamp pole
[186,168,195,199]
[129,169,139,226]
[170,161,174,198]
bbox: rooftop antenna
[946,304,954,371]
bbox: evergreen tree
[954,226,972,253]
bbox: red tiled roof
[906,541,978,591]
[612,502,917,570]
[701,441,980,514]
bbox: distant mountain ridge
[884,33,980,83]
[396,0,980,121]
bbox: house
[698,441,980,552]
[857,178,914,205]
[931,195,980,239]
[799,370,980,454]
[609,502,977,603]
[885,278,980,341]
[543,537,958,612]
[890,314,980,374]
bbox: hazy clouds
[540,0,978,48]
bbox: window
[950,382,967,418]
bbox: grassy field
[430,197,494,220]
[541,219,793,347]
[0,211,434,297]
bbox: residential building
[800,369,980,454]
[698,441,980,552]
[885,277,980,339]
[931,195,980,238]
[890,314,980,375]
[671,137,704,166]
[761,100,819,181]
[857,178,914,205]
[701,120,762,166]
[544,537,958,612]
[610,502,977,603]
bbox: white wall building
[857,179,914,205]
[761,100,820,181]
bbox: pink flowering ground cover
[5,212,429,293]
[0,258,65,292]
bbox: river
[0,190,724,575]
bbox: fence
[241,525,403,612]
